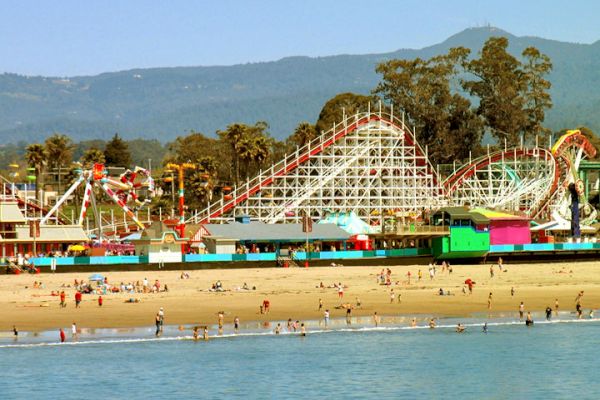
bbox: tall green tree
[217,123,247,185]
[25,143,47,203]
[104,133,132,168]
[522,47,553,138]
[44,134,74,194]
[375,48,483,164]
[315,93,377,134]
[462,37,552,146]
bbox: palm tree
[288,122,317,149]
[44,134,74,195]
[217,123,246,185]
[80,148,106,168]
[25,143,48,204]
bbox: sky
[1,0,599,77]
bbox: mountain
[1,27,600,143]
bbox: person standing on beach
[71,322,77,339]
[555,299,559,316]
[373,312,380,327]
[13,325,18,339]
[488,292,493,310]
[234,316,240,332]
[74,291,82,308]
[262,299,270,314]
[98,296,103,307]
[576,300,583,319]
[300,323,306,337]
[59,291,66,308]
[545,306,552,320]
[489,265,494,279]
[338,283,344,299]
[407,270,412,284]
[275,323,281,334]
[511,287,515,297]
[519,302,525,321]
[59,328,66,343]
[318,298,323,311]
[390,289,395,303]
[203,326,209,341]
[324,309,330,326]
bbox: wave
[1,317,598,349]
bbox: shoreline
[2,312,598,347]
[1,262,600,333]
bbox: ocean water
[1,316,599,399]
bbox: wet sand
[1,261,600,332]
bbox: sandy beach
[1,260,600,332]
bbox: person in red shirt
[59,328,66,343]
[75,291,82,308]
[59,291,66,308]
[98,296,103,307]
[262,299,270,314]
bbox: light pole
[165,162,196,239]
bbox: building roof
[14,225,88,242]
[202,221,351,242]
[0,202,26,223]
[433,207,490,225]
[470,208,529,221]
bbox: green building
[431,207,490,259]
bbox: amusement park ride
[188,107,598,233]
[3,107,598,240]
[39,163,155,231]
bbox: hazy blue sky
[1,0,599,76]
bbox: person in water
[300,323,306,337]
[525,312,534,326]
[192,326,199,341]
[456,323,465,333]
[545,306,552,320]
[482,323,488,333]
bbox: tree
[80,148,105,168]
[104,133,132,168]
[315,93,377,134]
[217,123,246,185]
[44,134,74,195]
[25,143,47,203]
[522,47,553,138]
[375,48,483,164]
[287,122,317,150]
[462,37,552,146]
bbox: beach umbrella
[89,273,104,282]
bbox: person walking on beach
[71,322,77,339]
[262,299,270,314]
[59,290,66,308]
[487,292,493,310]
[373,312,380,327]
[519,302,525,321]
[234,316,240,332]
[318,298,323,311]
[576,300,583,319]
[324,309,330,326]
[13,325,18,339]
[489,265,494,279]
[338,283,344,299]
[74,291,82,308]
[98,296,103,307]
[390,289,395,303]
[59,328,66,343]
[575,291,584,304]
[555,299,559,316]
